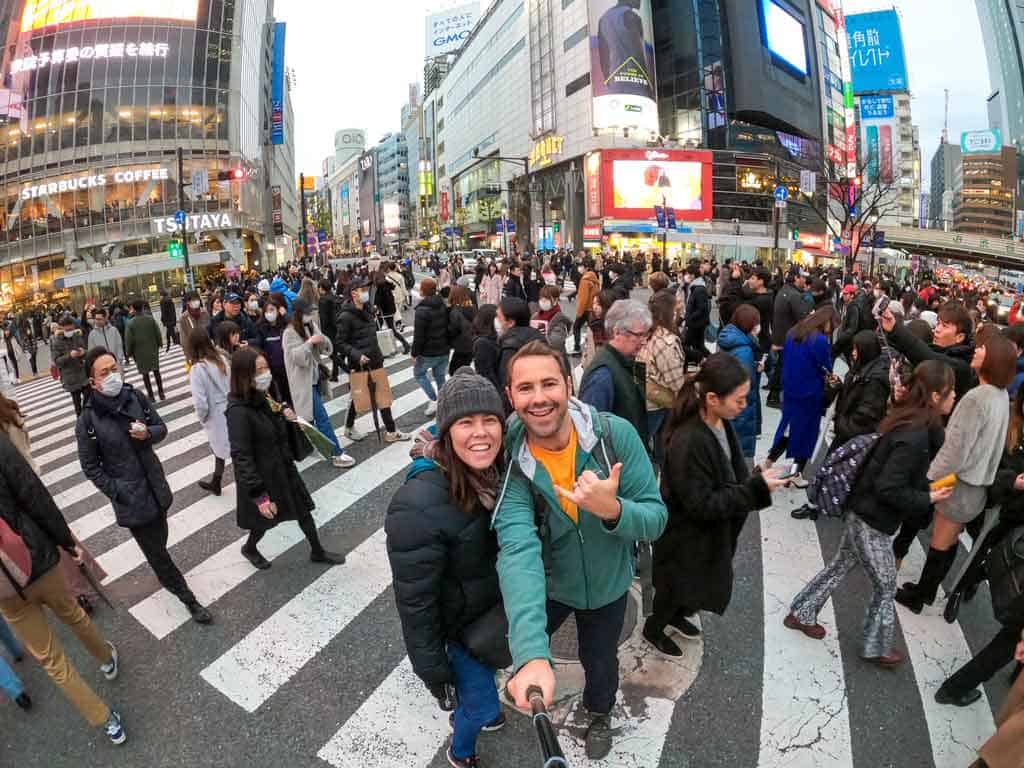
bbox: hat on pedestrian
[348,277,369,292]
[225,292,242,304]
[257,279,271,293]
[920,310,938,329]
[435,367,506,437]
[842,284,857,296]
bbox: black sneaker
[310,549,346,565]
[446,746,480,767]
[584,713,614,760]
[186,601,213,625]
[642,620,683,657]
[15,692,31,710]
[934,686,982,707]
[241,545,272,570]
[791,504,820,521]
[668,614,702,639]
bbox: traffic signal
[217,168,247,182]
[553,222,560,233]
[168,238,183,259]
[792,228,800,241]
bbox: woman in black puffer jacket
[385,368,508,768]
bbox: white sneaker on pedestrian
[385,430,412,443]
[104,710,127,745]
[791,473,809,489]
[332,454,356,469]
[100,642,119,681]
[425,400,438,416]
[344,426,365,442]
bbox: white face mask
[253,372,273,391]
[64,329,75,338]
[99,372,122,397]
[539,299,553,312]
[189,300,201,310]
[264,309,278,323]
[494,318,505,337]
[248,300,259,311]
[358,291,370,304]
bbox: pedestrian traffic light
[553,222,560,233]
[792,228,799,241]
[168,238,184,259]
[217,168,247,182]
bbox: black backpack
[988,525,1024,625]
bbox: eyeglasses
[622,328,652,340]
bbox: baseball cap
[842,284,857,296]
[224,292,242,303]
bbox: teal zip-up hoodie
[492,399,667,671]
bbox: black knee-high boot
[896,546,957,613]
[298,515,345,565]
[198,457,225,496]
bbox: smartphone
[130,420,147,435]
[777,463,800,480]
[872,295,891,319]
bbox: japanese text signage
[961,129,1003,155]
[846,10,909,94]
[425,3,480,58]
[11,41,169,74]
[270,23,286,146]
[528,135,565,171]
[859,95,894,120]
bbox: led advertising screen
[846,10,909,93]
[601,149,713,221]
[859,95,896,185]
[589,0,659,134]
[760,0,808,76]
[22,0,199,31]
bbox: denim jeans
[414,354,449,401]
[311,385,342,457]
[0,617,24,700]
[447,642,500,760]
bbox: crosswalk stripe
[556,697,676,767]
[317,656,447,768]
[898,542,995,766]
[759,495,853,767]
[128,424,429,639]
[200,528,392,712]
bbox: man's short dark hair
[506,339,570,383]
[499,297,531,327]
[937,301,973,339]
[84,346,113,378]
[93,308,107,318]
[131,299,145,313]
[1004,324,1024,351]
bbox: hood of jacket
[717,323,757,353]
[418,294,445,311]
[934,340,975,363]
[499,324,544,352]
[852,351,891,386]
[269,276,297,302]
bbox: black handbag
[284,417,313,462]
[989,524,1024,625]
[458,602,512,670]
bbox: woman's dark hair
[473,304,497,338]
[594,289,618,316]
[0,392,24,432]
[979,332,1018,389]
[790,306,836,344]
[649,271,670,293]
[649,290,677,333]
[289,303,310,339]
[229,346,265,401]
[1008,387,1024,453]
[663,352,750,449]
[851,330,881,368]
[214,320,241,353]
[539,285,561,304]
[730,304,760,334]
[84,346,114,378]
[190,327,226,375]
[879,359,954,434]
[433,428,506,514]
[499,296,531,326]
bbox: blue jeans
[311,385,342,457]
[647,409,668,467]
[0,618,24,700]
[414,354,449,401]
[447,642,500,760]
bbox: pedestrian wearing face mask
[76,347,212,625]
[2,327,22,382]
[52,314,90,416]
[252,296,293,407]
[189,329,231,496]
[530,285,572,367]
[178,291,211,365]
[159,291,177,352]
[86,309,125,366]
[478,263,503,307]
[226,347,347,569]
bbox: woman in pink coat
[478,262,503,307]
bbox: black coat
[474,335,501,393]
[657,418,772,614]
[885,321,977,402]
[226,394,314,532]
[833,292,874,359]
[718,277,745,328]
[412,295,451,358]
[609,275,630,300]
[385,467,502,686]
[771,283,810,347]
[336,301,384,370]
[448,305,475,360]
[209,309,258,344]
[850,425,943,535]
[374,277,399,317]
[503,275,527,301]
[318,292,342,342]
[159,297,176,326]
[497,325,545,389]
[987,439,1024,527]
[684,280,710,330]
[833,354,891,445]
[742,289,775,353]
[0,433,75,591]
[76,386,173,529]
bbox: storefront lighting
[740,171,764,190]
[7,128,18,136]
[65,117,75,124]
[118,110,132,119]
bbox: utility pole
[299,172,309,265]
[176,147,194,292]
[661,194,668,262]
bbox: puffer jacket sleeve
[1,438,74,551]
[872,432,932,520]
[385,482,453,687]
[137,391,168,444]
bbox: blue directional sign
[774,186,789,202]
[175,210,187,226]
[654,205,666,228]
[667,207,677,229]
[873,231,886,248]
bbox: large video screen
[601,149,713,222]
[22,0,199,32]
[760,0,808,76]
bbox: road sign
[873,231,886,248]
[191,169,210,196]
[175,210,187,226]
[799,171,816,197]
[775,199,787,209]
[667,208,677,229]
[774,185,789,202]
[654,205,666,228]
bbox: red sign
[827,144,844,164]
[440,191,449,223]
[582,225,602,240]
[599,149,713,222]
[585,152,602,220]
[797,233,828,251]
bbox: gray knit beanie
[435,366,506,436]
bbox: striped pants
[791,512,898,659]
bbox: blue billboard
[846,10,909,93]
[270,22,287,146]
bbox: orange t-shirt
[529,426,579,525]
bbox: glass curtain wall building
[0,0,274,311]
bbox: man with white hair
[579,299,652,446]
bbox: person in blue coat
[716,304,763,469]
[269,275,297,313]
[767,306,836,485]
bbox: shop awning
[55,249,229,289]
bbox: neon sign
[11,42,169,74]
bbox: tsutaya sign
[21,167,169,200]
[11,42,170,74]
[153,212,235,235]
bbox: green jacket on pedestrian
[125,314,163,373]
[492,399,667,671]
[51,328,87,392]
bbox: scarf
[535,305,561,323]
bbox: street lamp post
[501,204,509,256]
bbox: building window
[566,72,590,97]
[562,0,574,8]
[529,0,557,137]
[564,25,588,52]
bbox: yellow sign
[301,176,315,191]
[529,135,565,170]
[22,0,199,32]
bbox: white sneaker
[344,426,365,442]
[332,454,356,469]
[99,641,119,681]
[425,400,438,416]
[791,473,809,489]
[385,431,412,443]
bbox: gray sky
[279,0,989,186]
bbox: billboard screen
[270,22,286,146]
[846,10,909,93]
[425,3,480,58]
[760,0,808,76]
[601,149,713,221]
[859,95,896,185]
[358,152,377,242]
[961,128,1003,155]
[589,0,658,133]
[21,0,198,31]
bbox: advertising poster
[22,0,198,31]
[425,3,480,58]
[588,0,659,133]
[859,95,895,185]
[961,129,1003,155]
[340,183,350,226]
[601,149,713,221]
[270,22,286,146]
[358,152,376,242]
[585,151,603,220]
[846,10,909,93]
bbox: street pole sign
[774,185,789,203]
[191,169,209,196]
[175,210,187,227]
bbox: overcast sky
[278,0,989,186]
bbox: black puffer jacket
[76,386,172,529]
[833,352,891,445]
[318,291,342,343]
[374,275,399,317]
[497,325,545,389]
[0,433,75,596]
[386,466,502,687]
[885,320,977,402]
[335,301,384,369]
[448,305,476,360]
[849,425,944,534]
[988,439,1024,527]
[772,283,811,347]
[412,295,450,358]
[833,291,874,359]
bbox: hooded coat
[335,300,386,370]
[833,334,892,445]
[717,324,762,456]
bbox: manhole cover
[550,593,638,661]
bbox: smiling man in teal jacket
[493,340,667,759]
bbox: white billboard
[589,0,659,134]
[426,3,480,58]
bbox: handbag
[988,524,1024,625]
[350,367,394,414]
[458,602,512,669]
[50,363,59,380]
[267,395,314,462]
[645,376,676,409]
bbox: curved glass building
[0,0,274,310]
